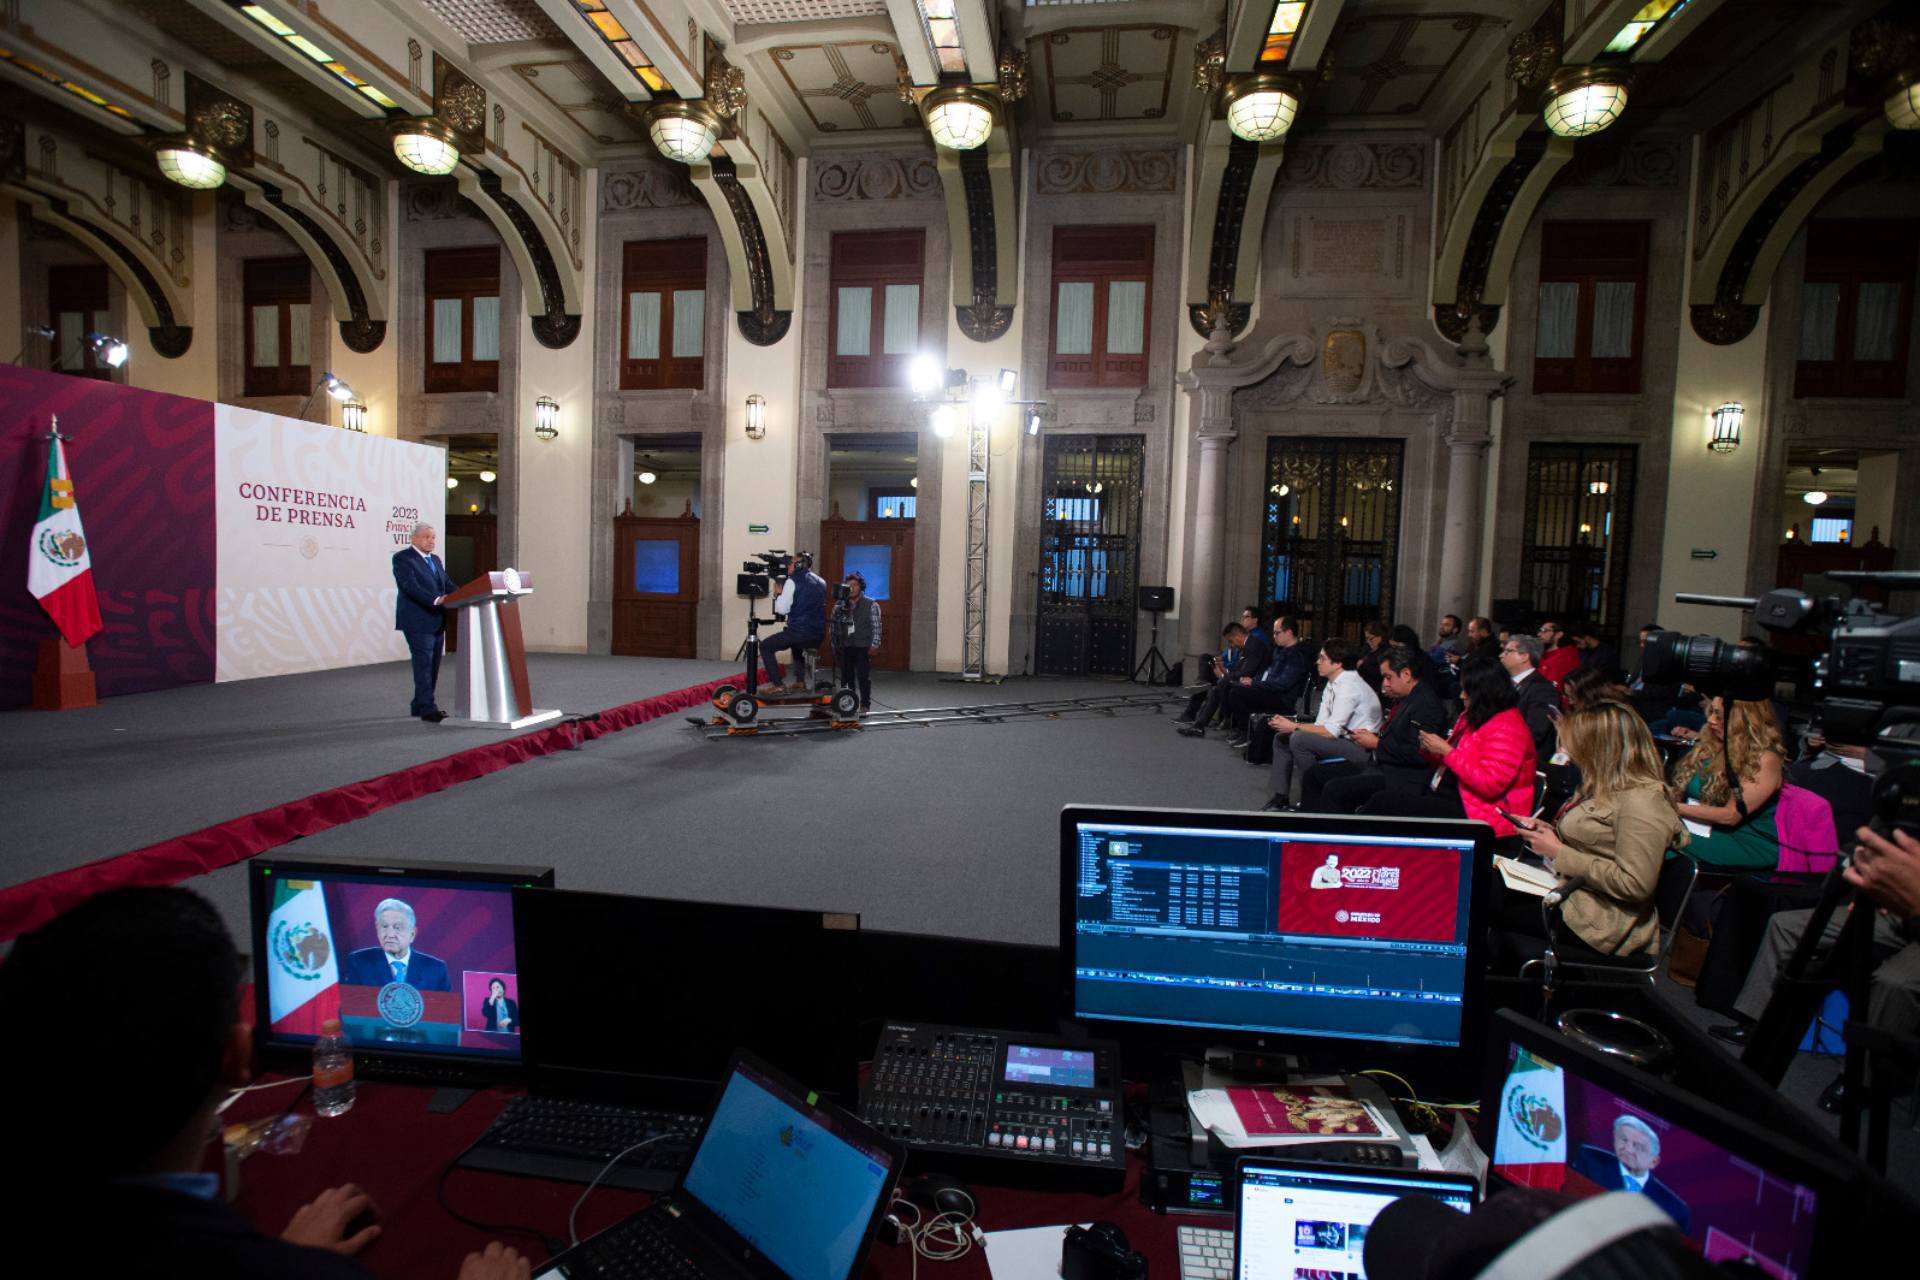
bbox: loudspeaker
[1137,585,1174,613]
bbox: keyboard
[1178,1225,1234,1280]
[458,1096,704,1191]
[563,1205,707,1280]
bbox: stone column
[1435,386,1496,617]
[1184,383,1237,657]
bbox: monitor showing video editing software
[1064,808,1487,1051]
[250,858,553,1068]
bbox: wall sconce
[341,400,367,432]
[744,394,767,440]
[534,396,560,441]
[1707,401,1744,454]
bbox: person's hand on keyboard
[460,1240,532,1280]
[279,1182,383,1255]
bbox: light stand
[8,324,57,366]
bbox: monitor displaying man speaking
[340,897,453,992]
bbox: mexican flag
[27,436,103,648]
[1492,1049,1568,1190]
[266,879,340,1037]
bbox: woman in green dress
[1668,695,1787,870]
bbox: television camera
[736,549,796,599]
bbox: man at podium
[393,522,454,722]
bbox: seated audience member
[1356,620,1391,693]
[1710,824,1920,1088]
[1669,695,1786,871]
[1494,702,1688,967]
[1649,683,1708,740]
[1179,607,1272,739]
[1360,659,1536,837]
[1429,613,1467,670]
[1500,634,1562,762]
[1537,617,1582,688]
[1308,647,1447,814]
[1693,734,1880,1014]
[1216,616,1309,749]
[1627,621,1682,724]
[1261,636,1383,811]
[0,887,528,1280]
[1176,621,1246,728]
[1388,624,1425,671]
[1735,635,1799,759]
[1466,615,1500,666]
[1571,621,1622,682]
[1538,665,1626,808]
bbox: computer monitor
[1479,1010,1851,1276]
[249,857,554,1077]
[1062,807,1489,1057]
[1234,1158,1476,1280]
[512,887,862,1108]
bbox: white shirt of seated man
[1316,667,1384,737]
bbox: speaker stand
[1132,611,1173,685]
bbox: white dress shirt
[1315,668,1383,737]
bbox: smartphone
[1495,807,1536,830]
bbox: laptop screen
[681,1059,897,1280]
[1237,1163,1473,1280]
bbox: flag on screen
[27,433,103,648]
[267,879,340,1036]
[1492,1050,1568,1189]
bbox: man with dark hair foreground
[0,886,527,1280]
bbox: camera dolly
[699,606,862,735]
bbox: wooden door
[613,510,700,657]
[820,517,914,670]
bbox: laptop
[1233,1157,1477,1280]
[534,1050,905,1280]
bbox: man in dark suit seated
[1305,648,1446,813]
[0,886,527,1280]
[392,522,455,723]
[341,898,453,992]
[1569,1115,1691,1236]
[1500,634,1561,762]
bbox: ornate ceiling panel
[767,42,918,133]
[1038,26,1178,123]
[1315,11,1505,117]
[723,0,889,22]
[421,0,566,45]
[513,58,645,144]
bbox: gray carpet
[0,654,739,881]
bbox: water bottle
[312,1018,357,1117]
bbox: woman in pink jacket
[1362,659,1536,837]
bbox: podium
[439,569,563,730]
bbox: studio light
[744,393,767,440]
[1886,80,1920,130]
[909,355,942,396]
[1802,489,1829,506]
[1707,401,1744,454]
[647,101,722,165]
[341,400,367,432]
[932,406,957,439]
[637,470,657,485]
[997,368,1018,395]
[320,372,356,402]
[1223,75,1302,143]
[87,333,129,368]
[971,376,1005,412]
[389,118,460,175]
[1027,411,1041,437]
[923,85,995,151]
[154,137,226,190]
[479,469,497,484]
[1543,67,1629,138]
[535,395,560,441]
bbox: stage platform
[0,654,738,910]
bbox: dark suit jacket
[1373,682,1447,790]
[16,1184,372,1279]
[1512,670,1561,761]
[1569,1143,1691,1235]
[1240,628,1273,681]
[341,946,452,992]
[392,548,453,634]
[483,995,521,1032]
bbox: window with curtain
[243,257,314,397]
[424,246,502,393]
[828,229,924,388]
[1049,225,1153,388]
[1795,220,1916,398]
[621,238,706,389]
[1532,221,1648,394]
[47,264,112,380]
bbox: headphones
[1475,1193,1674,1280]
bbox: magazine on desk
[1189,1080,1395,1149]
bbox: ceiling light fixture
[647,100,722,165]
[389,118,460,175]
[479,469,497,484]
[1543,66,1630,138]
[637,470,657,485]
[923,85,996,151]
[1223,74,1302,143]
[153,137,227,190]
[1802,490,1829,506]
[447,477,460,490]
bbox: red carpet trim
[0,672,745,942]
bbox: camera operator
[761,552,827,692]
[833,572,881,712]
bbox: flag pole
[30,413,99,710]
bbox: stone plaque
[1279,210,1416,299]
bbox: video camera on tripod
[1642,570,1920,835]
[737,550,795,600]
